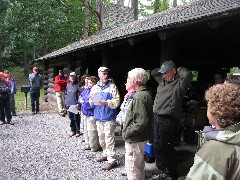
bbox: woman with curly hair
[187,81,240,180]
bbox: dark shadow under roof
[37,0,240,61]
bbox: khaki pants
[56,92,66,114]
[96,120,116,163]
[85,115,99,151]
[125,141,147,180]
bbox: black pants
[153,114,179,179]
[68,111,80,133]
[0,96,12,122]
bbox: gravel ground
[0,110,156,180]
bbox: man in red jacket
[55,70,67,116]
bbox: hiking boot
[96,155,107,162]
[102,162,117,170]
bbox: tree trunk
[23,50,29,77]
[0,42,3,71]
[131,0,138,20]
[154,0,160,13]
[42,40,48,56]
[173,0,177,7]
[84,0,89,38]
[117,0,124,6]
[96,0,103,30]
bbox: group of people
[51,62,240,180]
[1,61,239,180]
[0,70,17,125]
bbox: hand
[98,100,107,106]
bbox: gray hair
[128,68,148,85]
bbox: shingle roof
[37,0,240,61]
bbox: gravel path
[0,110,155,180]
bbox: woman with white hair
[122,68,153,180]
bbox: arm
[178,67,192,95]
[151,68,163,84]
[106,83,120,109]
[29,73,35,86]
[186,154,224,180]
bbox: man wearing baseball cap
[89,66,120,170]
[151,61,192,180]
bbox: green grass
[6,66,51,112]
[15,89,45,112]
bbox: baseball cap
[0,72,7,77]
[98,67,110,73]
[158,61,176,73]
[70,72,76,76]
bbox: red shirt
[54,75,67,92]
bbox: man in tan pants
[54,70,67,116]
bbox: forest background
[0,0,190,74]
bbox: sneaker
[102,162,117,170]
[75,133,81,137]
[91,147,103,152]
[0,121,5,125]
[69,132,76,137]
[96,155,107,162]
[7,121,14,125]
[81,143,91,150]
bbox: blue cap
[158,61,176,73]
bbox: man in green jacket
[122,68,153,180]
[151,61,192,180]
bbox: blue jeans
[30,87,40,112]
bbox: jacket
[187,123,240,180]
[89,79,120,122]
[54,75,67,92]
[151,67,191,119]
[65,82,81,107]
[29,73,43,89]
[122,86,153,143]
[6,77,17,94]
[78,87,94,116]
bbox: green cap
[158,61,176,73]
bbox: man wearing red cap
[0,72,14,125]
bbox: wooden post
[24,92,28,110]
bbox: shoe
[70,132,76,137]
[61,114,65,117]
[81,143,91,150]
[75,133,81,137]
[12,113,17,116]
[7,121,14,125]
[102,162,117,170]
[152,173,175,180]
[96,155,107,162]
[0,121,5,125]
[91,147,103,152]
